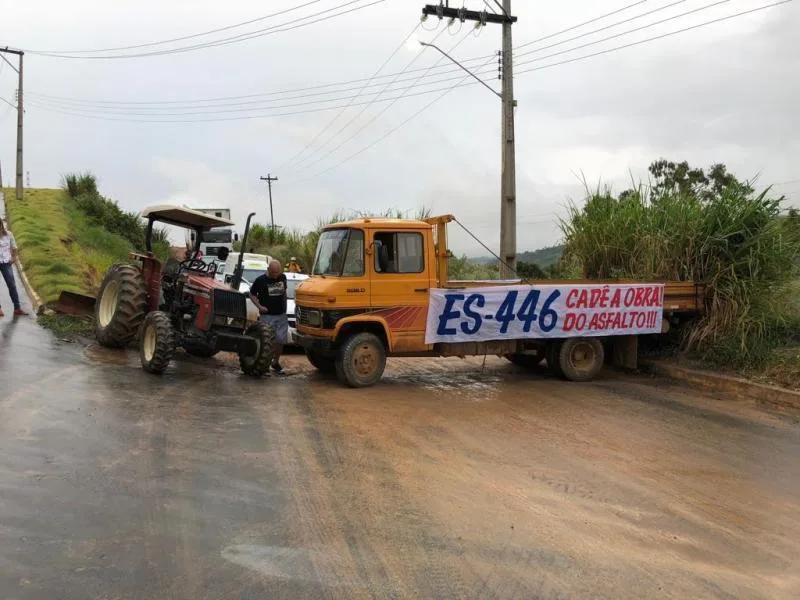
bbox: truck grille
[213,288,247,320]
[297,307,309,326]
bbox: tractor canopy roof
[141,205,235,230]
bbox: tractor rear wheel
[239,321,277,377]
[306,350,336,374]
[139,311,175,374]
[557,338,604,382]
[335,332,386,388]
[95,264,147,348]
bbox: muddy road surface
[2,284,800,598]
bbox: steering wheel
[180,258,210,274]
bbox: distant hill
[517,245,564,267]
[472,244,564,267]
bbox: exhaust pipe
[231,212,256,291]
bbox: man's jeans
[0,262,21,310]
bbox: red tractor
[93,205,275,376]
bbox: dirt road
[2,281,800,598]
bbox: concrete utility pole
[0,47,24,201]
[259,174,278,234]
[421,2,517,276]
[500,0,517,277]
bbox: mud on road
[1,307,799,599]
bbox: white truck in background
[185,207,237,266]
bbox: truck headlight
[306,309,322,327]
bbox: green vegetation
[561,160,800,372]
[517,245,564,268]
[38,313,95,337]
[3,173,169,304]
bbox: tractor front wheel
[139,311,175,374]
[240,321,277,377]
[95,264,147,348]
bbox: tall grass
[561,183,800,365]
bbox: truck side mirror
[234,233,240,241]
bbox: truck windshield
[202,229,233,243]
[313,229,364,276]
[241,269,265,283]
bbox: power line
[27,0,387,59]
[17,2,659,104]
[516,0,733,67]
[26,65,498,116]
[0,53,19,73]
[24,55,494,107]
[517,0,649,49]
[516,0,690,59]
[276,21,423,171]
[515,0,793,76]
[296,0,792,180]
[25,1,790,125]
[297,55,497,182]
[0,96,16,109]
[24,76,491,123]
[25,67,498,118]
[290,28,471,175]
[27,0,326,55]
[286,25,452,173]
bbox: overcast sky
[1,0,798,254]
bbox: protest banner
[424,283,664,344]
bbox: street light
[418,41,501,99]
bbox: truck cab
[295,217,439,365]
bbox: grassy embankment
[3,176,168,335]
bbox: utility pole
[0,47,24,201]
[421,2,517,276]
[259,174,278,234]
[500,0,516,277]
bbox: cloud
[1,0,797,258]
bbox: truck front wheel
[335,332,386,388]
[557,338,604,382]
[306,350,336,374]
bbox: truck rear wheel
[335,332,386,388]
[505,352,545,369]
[557,338,604,382]
[306,350,336,374]
[139,311,175,374]
[239,321,276,377]
[95,264,147,348]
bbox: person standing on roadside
[249,259,287,373]
[0,219,28,317]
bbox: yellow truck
[295,215,704,387]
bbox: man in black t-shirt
[249,260,288,373]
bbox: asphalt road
[1,278,799,599]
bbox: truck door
[369,230,429,352]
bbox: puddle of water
[83,343,139,367]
